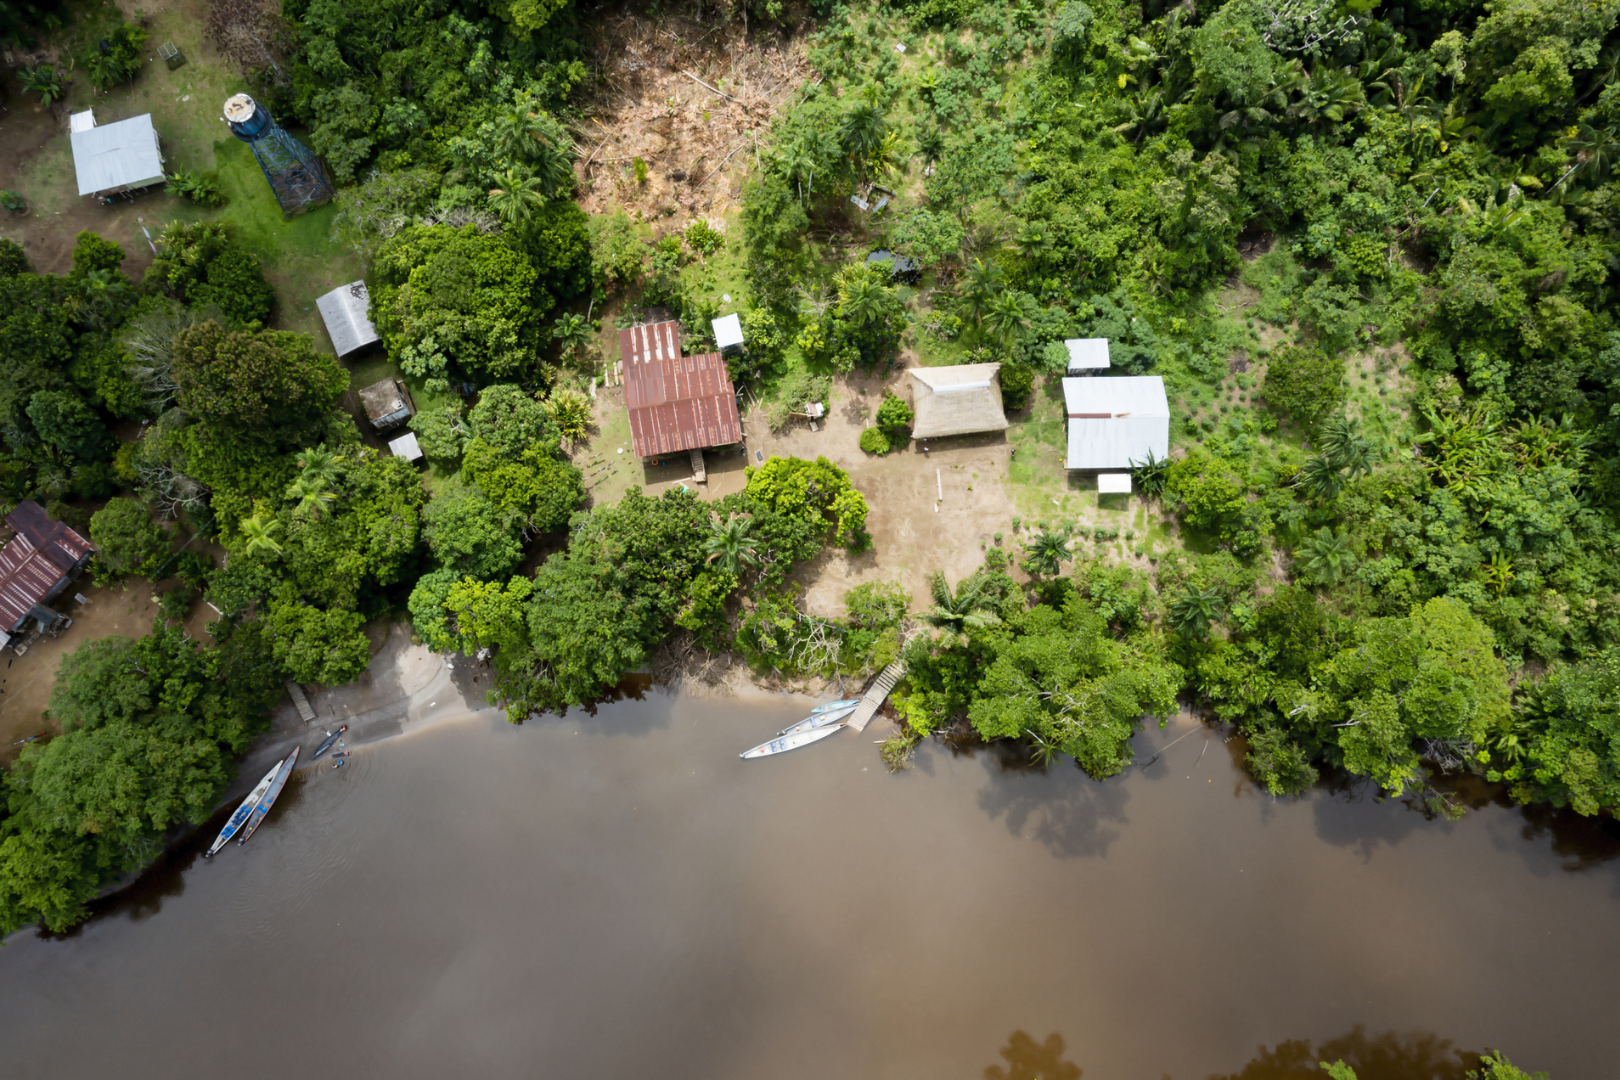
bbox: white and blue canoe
[204,760,282,857]
[740,724,846,759]
[238,745,300,846]
[810,698,860,715]
[777,702,859,737]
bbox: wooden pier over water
[846,661,905,733]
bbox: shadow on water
[35,772,315,940]
[516,673,676,738]
[979,1026,1488,1080]
[1204,1025,1484,1080]
[983,1030,1084,1080]
[970,740,1130,859]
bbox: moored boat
[740,724,845,759]
[810,699,860,714]
[237,746,300,846]
[311,724,347,760]
[777,703,858,737]
[204,761,282,857]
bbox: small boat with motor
[740,724,846,759]
[777,703,859,737]
[238,746,300,846]
[204,761,282,857]
[311,724,347,760]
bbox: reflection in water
[983,1031,1083,1080]
[1207,1027,1481,1080]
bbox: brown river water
[0,691,1617,1080]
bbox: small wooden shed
[358,377,415,432]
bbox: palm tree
[542,388,592,442]
[837,268,891,327]
[240,511,283,558]
[1295,527,1353,585]
[838,101,888,179]
[983,289,1036,347]
[550,312,592,360]
[703,512,760,577]
[1293,455,1344,502]
[1131,449,1171,499]
[286,476,334,520]
[1168,587,1224,639]
[487,169,547,226]
[1022,527,1073,578]
[1317,413,1373,479]
[921,571,1002,634]
[297,447,341,490]
[958,258,1004,327]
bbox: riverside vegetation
[0,0,1611,996]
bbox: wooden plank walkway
[286,681,316,724]
[690,447,707,483]
[846,661,905,733]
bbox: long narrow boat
[204,761,282,858]
[777,703,859,737]
[311,724,347,760]
[740,724,845,759]
[810,699,860,715]
[237,746,300,846]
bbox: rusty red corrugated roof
[0,502,94,630]
[618,321,741,457]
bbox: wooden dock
[286,681,316,724]
[846,661,906,733]
[690,447,707,483]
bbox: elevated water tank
[223,93,272,141]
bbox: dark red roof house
[0,501,94,644]
[618,320,742,462]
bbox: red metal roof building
[0,501,94,638]
[618,320,742,458]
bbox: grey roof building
[1064,337,1111,374]
[70,113,165,197]
[359,377,415,432]
[1063,376,1170,470]
[909,363,1009,440]
[316,281,381,358]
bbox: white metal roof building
[388,432,423,461]
[1064,337,1111,374]
[909,363,1009,440]
[70,113,165,197]
[1063,376,1169,470]
[711,312,744,351]
[316,281,381,358]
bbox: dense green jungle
[0,0,1615,1015]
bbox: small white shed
[712,312,744,351]
[388,432,423,462]
[70,113,165,197]
[1064,338,1111,374]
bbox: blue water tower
[223,93,335,218]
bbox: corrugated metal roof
[0,502,93,629]
[70,114,164,197]
[1063,376,1170,469]
[712,312,744,349]
[388,432,423,460]
[1064,337,1111,371]
[316,281,380,357]
[619,321,741,457]
[910,363,1009,439]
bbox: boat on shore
[204,761,282,857]
[312,724,347,760]
[740,724,845,759]
[778,703,858,737]
[238,746,300,846]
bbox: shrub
[1000,363,1035,410]
[0,191,26,215]
[859,426,892,455]
[164,170,227,208]
[1263,344,1345,432]
[875,389,913,436]
[84,24,149,90]
[686,219,724,257]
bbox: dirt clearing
[574,11,812,226]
